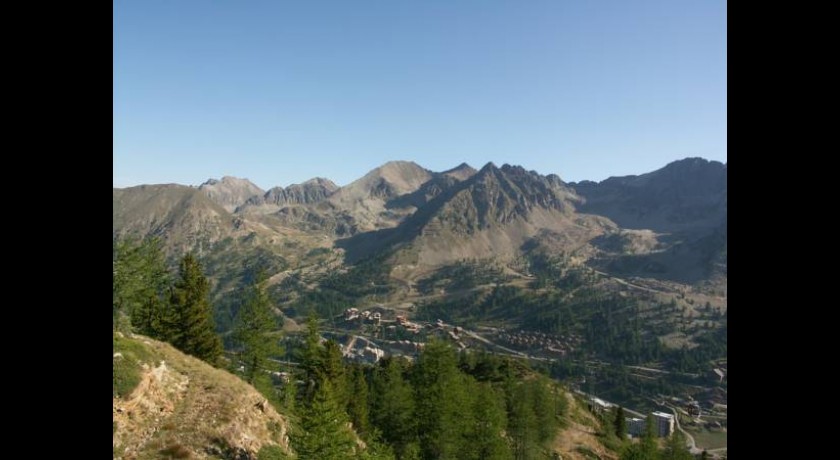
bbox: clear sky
[114,0,726,190]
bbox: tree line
[113,237,223,364]
[283,316,567,460]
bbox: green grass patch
[113,333,160,399]
[258,444,290,460]
[596,430,626,454]
[684,426,727,450]
[113,353,142,399]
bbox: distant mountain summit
[572,157,727,233]
[198,176,264,212]
[441,162,478,181]
[113,184,237,252]
[329,160,432,204]
[240,177,339,212]
[338,162,599,266]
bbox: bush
[113,334,158,399]
[113,354,141,399]
[258,444,289,460]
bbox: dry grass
[550,393,620,460]
[113,334,292,460]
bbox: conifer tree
[169,252,223,364]
[614,406,627,439]
[113,237,170,332]
[321,340,349,407]
[642,414,658,453]
[465,382,512,460]
[413,340,472,460]
[299,313,324,401]
[295,378,357,460]
[508,383,538,460]
[233,271,280,384]
[370,357,416,458]
[132,238,173,339]
[347,364,371,439]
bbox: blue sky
[114,0,726,190]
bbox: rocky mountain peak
[197,176,264,212]
[442,162,478,181]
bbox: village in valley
[295,302,729,456]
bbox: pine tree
[113,236,144,327]
[299,313,324,401]
[508,382,538,460]
[464,382,512,460]
[233,271,281,384]
[321,340,349,408]
[614,406,627,439]
[640,414,659,459]
[347,364,371,439]
[134,238,174,339]
[413,340,472,460]
[370,357,416,459]
[169,253,223,365]
[113,237,173,337]
[530,379,556,443]
[295,378,357,460]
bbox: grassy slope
[113,333,293,459]
[551,393,621,460]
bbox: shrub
[258,444,289,460]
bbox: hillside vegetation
[113,333,293,459]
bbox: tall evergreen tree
[370,357,417,459]
[635,414,660,460]
[529,379,556,443]
[464,382,512,460]
[299,313,324,401]
[321,340,349,408]
[508,382,538,460]
[413,340,472,460]
[113,237,174,337]
[347,364,371,439]
[169,252,223,365]
[113,236,143,326]
[614,406,627,439]
[295,378,358,460]
[233,271,281,384]
[134,238,174,339]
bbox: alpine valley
[113,158,727,458]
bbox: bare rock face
[254,177,339,207]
